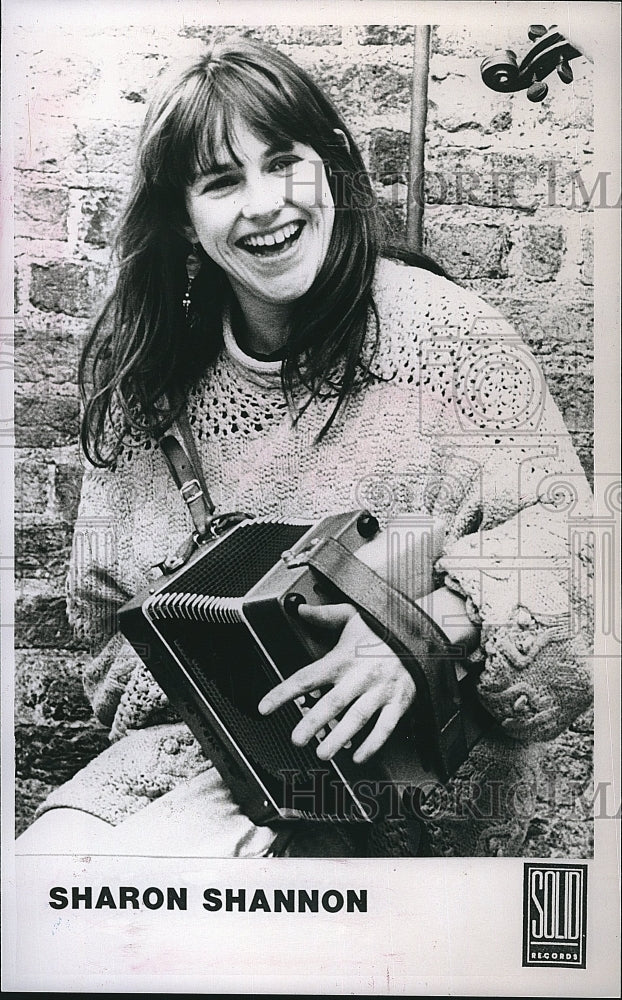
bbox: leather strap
[158,397,256,572]
[159,432,214,541]
[174,405,214,514]
[304,536,469,781]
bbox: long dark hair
[80,37,442,466]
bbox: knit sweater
[41,258,594,856]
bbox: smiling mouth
[236,221,305,257]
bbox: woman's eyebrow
[201,159,239,177]
[263,140,295,159]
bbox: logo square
[523,863,588,968]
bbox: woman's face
[185,120,335,310]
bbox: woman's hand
[257,603,416,763]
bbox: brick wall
[13,19,594,850]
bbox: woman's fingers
[259,607,416,762]
[290,676,361,746]
[257,654,337,715]
[258,606,357,715]
[352,700,406,763]
[314,690,382,760]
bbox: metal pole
[406,25,431,252]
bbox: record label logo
[523,863,587,968]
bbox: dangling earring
[182,245,202,319]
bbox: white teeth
[241,221,301,250]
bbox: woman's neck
[229,284,292,355]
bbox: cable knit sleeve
[66,458,173,740]
[425,299,594,743]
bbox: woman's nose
[240,178,285,220]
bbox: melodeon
[118,511,492,826]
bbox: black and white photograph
[2,0,620,993]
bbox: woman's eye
[270,156,300,174]
[202,175,238,194]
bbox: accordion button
[356,511,380,538]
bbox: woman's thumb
[295,601,357,630]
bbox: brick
[14,115,77,174]
[580,227,593,285]
[14,183,70,241]
[15,592,80,649]
[246,25,342,46]
[15,394,80,448]
[424,148,551,210]
[122,90,147,104]
[15,524,73,579]
[539,354,593,432]
[529,162,602,215]
[497,298,593,351]
[428,69,508,133]
[79,190,123,248]
[431,25,494,58]
[55,462,84,521]
[571,431,594,488]
[15,777,57,836]
[314,62,411,117]
[177,24,342,45]
[29,262,104,317]
[489,110,512,132]
[15,649,93,724]
[14,262,23,315]
[14,322,79,385]
[535,85,593,132]
[14,459,53,514]
[424,222,510,279]
[369,129,409,183]
[358,25,414,45]
[15,722,109,785]
[75,121,139,178]
[361,63,411,114]
[371,141,553,210]
[521,224,564,280]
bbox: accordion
[119,511,491,826]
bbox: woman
[18,37,593,857]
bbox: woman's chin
[235,267,316,307]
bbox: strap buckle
[180,479,204,505]
[281,536,322,569]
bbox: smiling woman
[16,36,593,859]
[79,38,380,461]
[184,125,336,349]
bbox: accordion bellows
[119,511,490,826]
